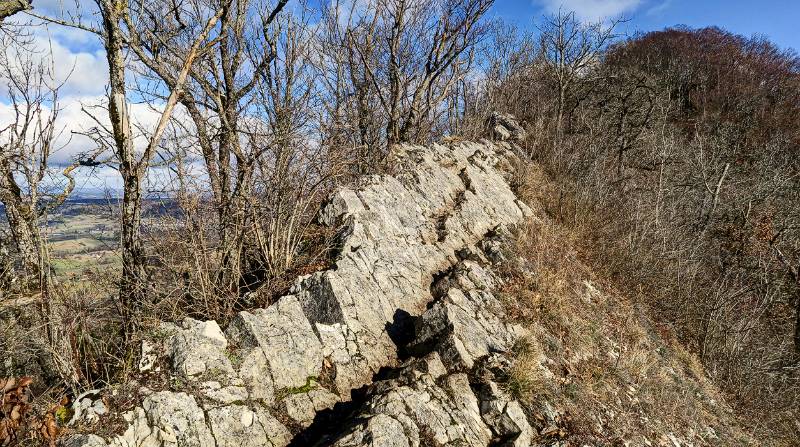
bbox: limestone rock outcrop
[66,132,537,446]
[323,259,537,447]
[486,112,526,144]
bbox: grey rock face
[68,389,108,426]
[66,137,534,447]
[487,112,527,143]
[334,372,492,447]
[140,392,216,446]
[62,435,109,447]
[479,380,536,447]
[281,386,339,427]
[165,319,234,381]
[207,405,291,447]
[324,260,536,447]
[84,393,218,447]
[226,295,324,391]
[292,141,531,396]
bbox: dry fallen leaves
[1,377,33,446]
[0,377,60,447]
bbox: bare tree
[101,0,222,329]
[771,232,800,354]
[249,5,337,284]
[385,0,493,146]
[139,1,339,317]
[0,39,99,386]
[319,0,493,160]
[0,44,72,283]
[537,9,621,140]
[121,0,290,293]
[38,0,223,329]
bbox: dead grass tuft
[497,164,758,446]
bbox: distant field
[3,199,173,279]
[48,214,116,235]
[44,207,121,278]
[51,250,121,277]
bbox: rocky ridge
[66,120,539,447]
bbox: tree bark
[0,164,41,279]
[97,0,222,328]
[100,0,145,328]
[0,0,29,21]
[0,201,41,277]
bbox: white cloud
[1,12,170,167]
[537,0,642,22]
[31,34,108,97]
[646,0,671,17]
[0,94,174,164]
[0,95,196,196]
[0,0,108,102]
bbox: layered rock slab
[295,141,532,395]
[325,258,537,447]
[66,138,532,447]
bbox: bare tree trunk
[100,0,145,329]
[556,84,566,141]
[119,173,147,324]
[0,169,41,279]
[0,0,28,21]
[1,202,40,277]
[385,0,405,148]
[104,0,222,326]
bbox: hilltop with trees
[0,1,798,445]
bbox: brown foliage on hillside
[480,22,800,443]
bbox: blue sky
[3,0,798,196]
[494,0,800,52]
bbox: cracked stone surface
[207,405,291,447]
[226,295,324,391]
[333,372,493,447]
[164,319,234,381]
[281,387,340,427]
[324,261,536,447]
[65,132,536,447]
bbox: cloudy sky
[500,0,800,49]
[2,0,798,195]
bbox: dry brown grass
[498,165,760,446]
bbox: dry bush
[499,210,757,445]
[143,191,337,326]
[2,273,124,388]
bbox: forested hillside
[483,20,800,442]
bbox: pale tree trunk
[214,114,245,293]
[101,1,146,329]
[119,172,147,324]
[3,204,40,277]
[96,0,222,330]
